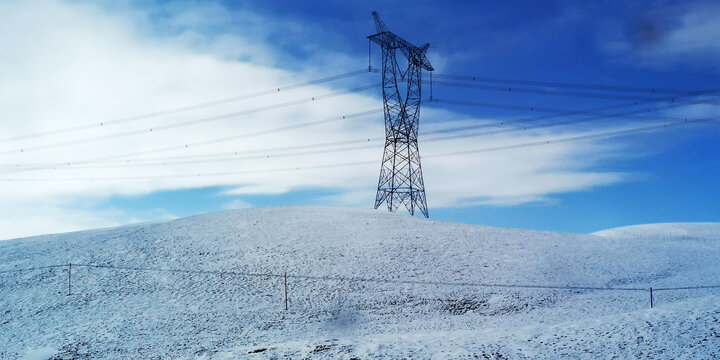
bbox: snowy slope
[593,222,720,241]
[1,207,719,359]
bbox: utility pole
[368,12,433,218]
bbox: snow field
[1,206,719,358]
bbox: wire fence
[2,262,719,310]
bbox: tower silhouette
[368,12,433,218]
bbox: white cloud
[0,198,124,240]
[223,198,253,210]
[0,0,632,239]
[598,2,720,69]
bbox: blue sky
[1,0,719,239]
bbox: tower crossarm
[367,33,433,71]
[367,12,434,71]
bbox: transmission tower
[368,12,433,218]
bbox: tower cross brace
[368,12,433,218]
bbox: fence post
[284,272,288,311]
[67,263,71,296]
[650,287,653,308]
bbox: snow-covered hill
[1,207,719,359]
[593,222,720,241]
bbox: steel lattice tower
[368,12,433,218]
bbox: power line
[426,98,693,124]
[421,94,720,141]
[0,69,373,143]
[0,110,381,174]
[1,159,379,182]
[0,96,607,169]
[3,92,718,173]
[423,117,718,158]
[37,108,720,172]
[72,138,376,164]
[0,88,658,160]
[431,73,710,95]
[1,69,711,159]
[9,96,714,171]
[428,80,720,104]
[0,84,381,156]
[2,115,715,182]
[17,143,379,170]
[2,69,712,167]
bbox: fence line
[73,263,277,279]
[288,273,649,291]
[0,264,66,274]
[2,262,719,293]
[654,285,720,291]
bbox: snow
[1,206,719,358]
[19,347,56,360]
[593,222,720,241]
